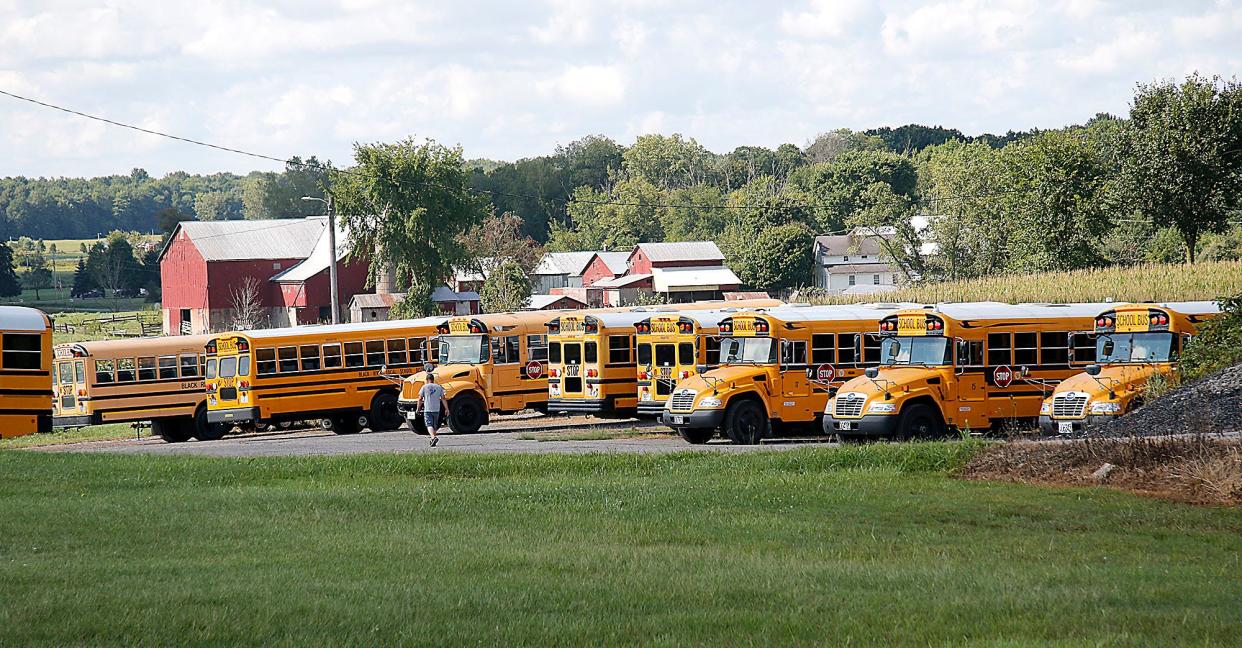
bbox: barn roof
[161,218,328,263]
[533,251,597,277]
[633,241,724,263]
[270,221,350,283]
[594,251,631,275]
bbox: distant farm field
[1,444,1239,646]
[816,260,1242,305]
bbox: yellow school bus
[661,303,912,444]
[0,306,53,438]
[545,310,660,416]
[634,310,739,416]
[52,335,211,442]
[825,302,1111,440]
[1039,301,1220,434]
[397,311,558,434]
[205,317,443,437]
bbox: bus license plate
[671,415,685,425]
[839,422,853,430]
[1058,422,1073,434]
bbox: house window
[179,308,191,334]
[873,274,881,285]
[848,275,856,286]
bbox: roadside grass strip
[1,442,1239,646]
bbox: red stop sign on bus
[993,365,1013,388]
[526,360,544,379]
[816,364,836,382]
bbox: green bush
[1181,292,1242,381]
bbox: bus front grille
[833,393,866,418]
[670,390,696,411]
[1052,394,1088,418]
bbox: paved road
[47,429,814,457]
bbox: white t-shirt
[419,383,446,413]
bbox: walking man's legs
[424,410,439,447]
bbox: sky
[1,0,1240,178]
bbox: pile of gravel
[1087,363,1242,437]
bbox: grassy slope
[814,260,1242,304]
[1,444,1239,646]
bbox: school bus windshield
[880,337,951,366]
[1097,332,1174,364]
[719,337,776,365]
[439,335,489,365]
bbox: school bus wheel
[896,403,944,440]
[152,418,192,443]
[724,398,768,445]
[369,392,404,432]
[677,427,714,444]
[192,405,229,441]
[447,393,489,435]
[331,414,362,435]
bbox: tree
[21,264,53,300]
[622,134,715,189]
[242,156,330,220]
[548,178,667,251]
[804,129,885,164]
[720,178,817,291]
[229,276,268,330]
[921,140,1010,279]
[0,244,21,298]
[70,257,98,297]
[193,191,233,221]
[458,212,543,275]
[331,138,486,294]
[793,149,918,232]
[1120,74,1242,261]
[864,124,966,153]
[389,281,438,319]
[156,207,191,234]
[480,260,532,313]
[85,234,140,306]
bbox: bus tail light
[638,370,648,380]
[206,382,217,394]
[77,388,86,397]
[680,371,690,379]
[550,368,559,377]
[586,369,598,378]
[239,380,249,390]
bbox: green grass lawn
[1,443,1239,646]
[0,423,139,449]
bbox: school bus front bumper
[636,401,667,416]
[824,414,899,437]
[207,407,259,425]
[661,408,725,429]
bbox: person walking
[417,373,446,447]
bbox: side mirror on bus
[865,367,879,379]
[696,364,708,374]
[1019,366,1030,377]
[1085,364,1101,376]
[1101,339,1114,357]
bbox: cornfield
[809,261,1242,305]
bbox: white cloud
[780,0,874,39]
[1057,24,1161,75]
[542,65,626,107]
[529,0,593,44]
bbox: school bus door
[489,333,522,409]
[952,337,988,428]
[778,337,814,420]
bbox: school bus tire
[724,399,768,445]
[896,403,944,441]
[190,405,229,441]
[152,418,192,443]
[677,427,714,444]
[447,393,489,435]
[369,392,404,432]
[331,414,362,435]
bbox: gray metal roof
[270,221,349,282]
[349,293,403,309]
[814,233,886,257]
[170,218,328,262]
[533,251,597,276]
[635,241,724,263]
[595,251,631,275]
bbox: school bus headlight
[1040,401,1051,415]
[867,402,897,414]
[1089,401,1121,414]
[698,396,723,408]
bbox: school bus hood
[1055,365,1164,400]
[836,367,942,399]
[399,364,480,401]
[679,365,769,394]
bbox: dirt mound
[962,435,1242,506]
[1087,363,1242,437]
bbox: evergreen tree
[0,244,21,298]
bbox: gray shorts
[423,411,442,429]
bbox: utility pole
[302,196,340,324]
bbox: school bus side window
[1014,332,1038,367]
[781,340,807,366]
[387,339,407,365]
[2,333,41,370]
[836,333,858,366]
[366,340,385,366]
[322,344,342,369]
[117,358,137,382]
[811,334,835,365]
[491,336,519,364]
[1040,332,1069,365]
[1070,333,1097,364]
[300,345,321,371]
[96,359,115,383]
[158,356,178,379]
[256,348,277,375]
[344,342,365,368]
[137,356,157,381]
[527,335,548,362]
[408,338,426,365]
[180,354,200,378]
[957,340,984,366]
[277,346,298,373]
[705,337,721,365]
[987,333,1012,366]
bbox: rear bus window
[2,333,42,370]
[607,335,631,365]
[549,341,562,364]
[219,356,238,378]
[678,342,695,365]
[655,344,675,367]
[206,358,217,379]
[637,343,652,366]
[584,342,598,364]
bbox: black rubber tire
[152,418,192,443]
[369,393,404,432]
[447,394,489,435]
[332,414,361,435]
[409,415,430,435]
[896,404,943,441]
[190,405,229,441]
[723,400,767,445]
[678,427,714,444]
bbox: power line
[0,88,1049,215]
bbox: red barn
[627,241,725,274]
[159,218,370,334]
